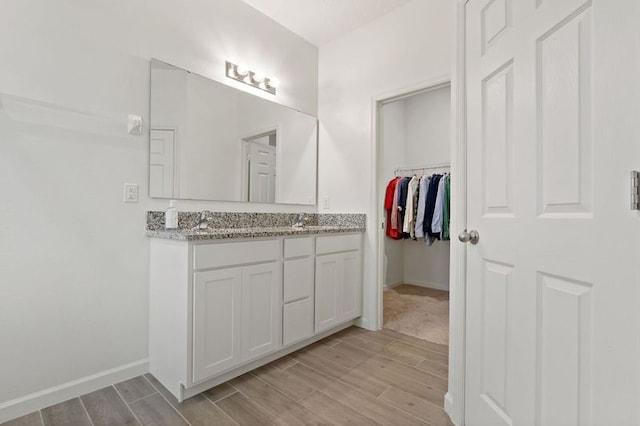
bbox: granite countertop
[146,225,365,241]
[145,211,366,241]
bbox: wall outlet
[322,196,330,210]
[123,183,139,203]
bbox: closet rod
[393,162,450,175]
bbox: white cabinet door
[192,268,242,382]
[315,253,341,332]
[315,250,363,333]
[241,262,281,361]
[340,251,362,322]
[283,298,314,346]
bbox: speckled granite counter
[145,212,366,241]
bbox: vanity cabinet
[191,239,281,382]
[149,232,361,402]
[192,261,281,382]
[315,234,363,332]
[283,237,314,345]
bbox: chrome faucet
[292,212,307,228]
[195,210,213,230]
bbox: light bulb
[235,64,249,77]
[268,78,280,89]
[252,72,266,83]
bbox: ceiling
[241,0,413,46]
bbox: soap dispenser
[165,200,178,230]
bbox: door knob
[458,229,479,245]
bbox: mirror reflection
[149,59,317,205]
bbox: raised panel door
[314,253,341,332]
[465,1,640,424]
[241,262,281,361]
[192,268,242,382]
[339,251,362,322]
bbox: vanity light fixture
[226,61,278,95]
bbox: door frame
[369,2,468,424]
[239,125,280,202]
[149,126,180,198]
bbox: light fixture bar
[225,61,278,95]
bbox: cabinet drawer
[193,240,280,270]
[283,257,314,303]
[284,237,313,258]
[316,234,361,255]
[283,298,313,346]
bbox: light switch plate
[322,196,330,210]
[124,183,139,203]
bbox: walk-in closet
[379,83,451,348]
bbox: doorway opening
[241,129,277,203]
[378,82,452,350]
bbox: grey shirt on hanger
[414,175,430,239]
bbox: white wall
[0,0,317,420]
[404,86,451,164]
[318,0,453,329]
[381,101,406,288]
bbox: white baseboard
[383,280,403,291]
[403,279,450,292]
[0,359,149,423]
[444,392,458,425]
[355,315,378,331]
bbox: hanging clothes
[414,175,430,239]
[384,177,402,239]
[431,173,448,237]
[384,170,451,243]
[403,176,420,239]
[396,176,412,239]
[423,174,443,246]
[442,175,451,240]
[390,177,401,231]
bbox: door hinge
[631,171,639,210]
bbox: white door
[315,253,341,332]
[192,268,242,382]
[241,262,281,361]
[149,129,176,198]
[248,142,276,203]
[465,1,640,425]
[340,251,362,322]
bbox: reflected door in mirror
[149,129,176,198]
[248,141,276,203]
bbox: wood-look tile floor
[4,327,452,426]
